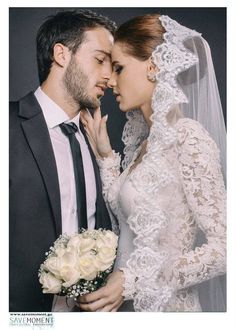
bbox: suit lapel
[20,93,62,236]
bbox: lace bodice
[97,118,226,312]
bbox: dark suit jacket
[9,92,111,312]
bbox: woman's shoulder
[175,118,216,146]
[175,117,207,135]
[174,118,220,158]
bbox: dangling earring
[147,72,156,82]
[147,56,157,82]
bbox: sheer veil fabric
[121,15,226,311]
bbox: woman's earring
[147,72,156,82]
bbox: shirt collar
[65,112,82,134]
[34,87,81,130]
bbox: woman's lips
[114,93,121,102]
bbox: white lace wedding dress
[97,118,226,312]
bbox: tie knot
[60,122,78,136]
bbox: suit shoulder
[10,92,36,121]
[9,100,19,112]
[9,100,20,126]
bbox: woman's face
[108,43,155,112]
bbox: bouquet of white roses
[39,229,118,299]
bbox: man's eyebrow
[94,50,111,57]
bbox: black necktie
[60,122,88,229]
[79,121,112,231]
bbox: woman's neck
[140,102,153,128]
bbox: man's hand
[77,270,124,312]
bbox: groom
[9,10,116,312]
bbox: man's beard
[63,56,100,110]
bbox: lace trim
[122,110,149,170]
[96,151,121,200]
[134,284,173,312]
[119,267,137,301]
[96,151,121,235]
[96,150,121,170]
[155,15,200,102]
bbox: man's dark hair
[36,10,117,84]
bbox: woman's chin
[119,104,134,113]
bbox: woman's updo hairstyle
[114,14,165,61]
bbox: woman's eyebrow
[112,60,120,66]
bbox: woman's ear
[147,57,157,82]
[53,43,71,67]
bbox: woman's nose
[107,73,116,88]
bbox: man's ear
[146,57,158,82]
[53,43,71,67]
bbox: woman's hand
[80,108,113,159]
[77,271,124,312]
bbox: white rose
[44,256,63,279]
[67,233,96,256]
[61,266,81,288]
[39,271,62,294]
[78,254,98,280]
[59,249,81,287]
[54,245,66,258]
[67,235,81,250]
[79,233,97,255]
[96,230,118,251]
[96,246,116,271]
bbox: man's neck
[41,81,80,119]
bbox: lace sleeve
[96,151,121,200]
[96,152,121,234]
[169,119,226,290]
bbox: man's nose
[102,62,113,81]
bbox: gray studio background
[9,7,226,156]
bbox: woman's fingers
[99,114,108,135]
[80,109,91,122]
[101,114,108,126]
[83,128,98,155]
[94,107,102,122]
[80,107,112,158]
[80,110,93,129]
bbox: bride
[78,14,226,312]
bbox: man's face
[63,27,114,110]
